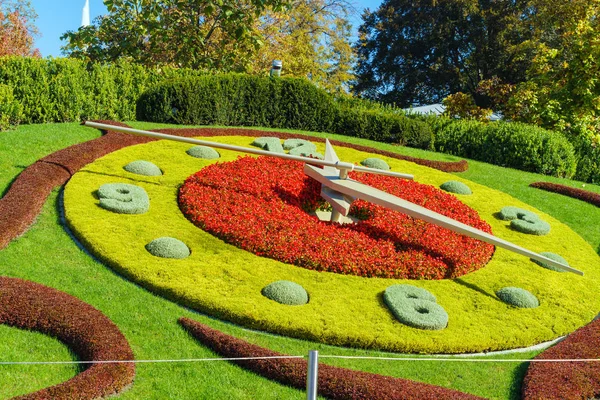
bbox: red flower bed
[530,181,600,208]
[179,317,483,400]
[522,316,600,399]
[179,157,493,279]
[0,277,134,399]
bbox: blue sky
[31,0,382,58]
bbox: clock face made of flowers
[64,123,600,354]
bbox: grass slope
[0,122,598,399]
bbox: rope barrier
[1,354,600,366]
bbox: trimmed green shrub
[431,119,577,179]
[0,57,204,124]
[97,183,149,214]
[496,287,539,308]
[261,281,309,305]
[440,181,472,195]
[360,158,390,171]
[498,206,550,235]
[251,137,284,153]
[123,160,163,176]
[0,83,22,131]
[145,237,190,259]
[137,74,434,150]
[186,146,220,159]
[283,138,316,151]
[571,136,600,184]
[531,252,569,273]
[383,285,447,330]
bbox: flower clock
[64,128,600,354]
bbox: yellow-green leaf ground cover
[64,135,600,354]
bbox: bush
[261,281,309,305]
[360,158,390,171]
[186,145,220,159]
[137,74,434,150]
[498,206,550,235]
[440,181,472,195]
[145,237,190,259]
[0,57,204,124]
[496,287,539,308]
[0,83,22,131]
[383,285,448,330]
[432,119,577,178]
[97,183,149,214]
[124,160,163,176]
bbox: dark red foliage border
[0,277,134,399]
[530,182,600,208]
[0,121,468,250]
[522,316,600,399]
[179,317,483,400]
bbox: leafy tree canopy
[353,0,532,107]
[0,0,40,57]
[61,0,291,71]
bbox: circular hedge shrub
[145,237,190,259]
[186,146,220,159]
[261,281,309,305]
[283,139,316,152]
[360,158,390,171]
[97,183,149,214]
[440,181,472,195]
[496,287,539,308]
[531,252,569,273]
[383,285,448,330]
[498,206,550,235]
[123,160,163,176]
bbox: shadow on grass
[506,361,530,400]
[0,165,27,198]
[453,278,497,301]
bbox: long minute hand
[304,164,583,276]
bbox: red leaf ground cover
[0,121,467,250]
[0,277,134,399]
[530,181,600,208]
[179,156,493,279]
[522,317,600,399]
[179,317,483,400]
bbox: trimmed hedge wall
[136,74,434,149]
[432,119,577,178]
[0,56,204,124]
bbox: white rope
[1,354,599,366]
[319,355,600,363]
[0,355,304,366]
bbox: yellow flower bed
[64,136,600,353]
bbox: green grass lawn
[0,122,599,399]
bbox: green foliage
[0,57,204,124]
[353,0,530,106]
[283,138,316,152]
[186,146,220,160]
[261,280,309,306]
[383,285,448,331]
[0,83,22,131]
[498,206,551,236]
[61,0,290,71]
[123,160,163,176]
[531,252,569,273]
[252,137,284,153]
[496,287,539,309]
[360,158,390,171]
[138,74,433,149]
[145,237,190,259]
[433,120,577,178]
[97,183,149,214]
[440,181,472,195]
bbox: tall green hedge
[433,118,577,178]
[137,74,434,149]
[0,57,204,124]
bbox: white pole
[82,121,414,180]
[81,0,90,27]
[306,350,318,400]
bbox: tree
[505,0,600,146]
[61,0,291,71]
[0,0,40,57]
[249,0,356,95]
[353,0,531,107]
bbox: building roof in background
[403,103,502,121]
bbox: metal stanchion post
[306,350,318,400]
